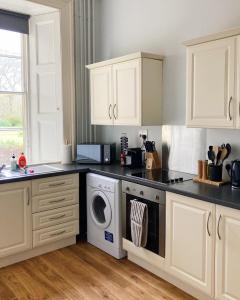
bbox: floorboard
[0,242,195,300]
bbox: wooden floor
[0,242,195,300]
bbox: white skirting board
[127,252,213,300]
[0,236,76,268]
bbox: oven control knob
[179,177,183,182]
[170,179,175,184]
[126,187,130,192]
[140,191,144,196]
[155,195,160,200]
[175,178,179,183]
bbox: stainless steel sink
[27,165,64,174]
[0,164,64,179]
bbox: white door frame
[27,0,76,157]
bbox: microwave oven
[76,143,116,164]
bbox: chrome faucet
[0,164,6,173]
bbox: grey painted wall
[94,0,240,162]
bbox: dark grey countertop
[1,162,240,210]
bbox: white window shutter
[29,12,63,164]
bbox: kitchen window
[0,10,63,166]
[0,29,27,165]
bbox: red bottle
[18,153,27,168]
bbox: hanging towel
[130,200,148,247]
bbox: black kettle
[226,160,240,189]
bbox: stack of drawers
[31,174,79,248]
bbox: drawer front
[32,189,79,213]
[33,221,79,248]
[32,174,79,196]
[33,204,79,230]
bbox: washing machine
[87,173,126,259]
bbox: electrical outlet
[139,129,148,139]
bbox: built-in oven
[122,181,166,258]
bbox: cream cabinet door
[236,36,240,128]
[215,205,240,300]
[90,66,113,125]
[0,182,32,258]
[113,59,141,125]
[165,192,215,296]
[186,37,235,128]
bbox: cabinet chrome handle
[207,211,211,237]
[49,198,66,204]
[108,104,112,119]
[49,214,66,221]
[217,214,222,240]
[239,102,240,117]
[228,96,232,121]
[49,230,66,237]
[48,181,66,187]
[113,104,117,120]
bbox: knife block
[145,151,161,170]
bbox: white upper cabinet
[87,52,163,126]
[186,37,236,128]
[166,192,215,296]
[112,59,141,125]
[215,205,240,300]
[90,66,113,125]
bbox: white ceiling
[0,0,57,16]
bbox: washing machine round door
[90,190,112,229]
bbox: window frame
[0,31,29,163]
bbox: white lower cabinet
[166,192,215,296]
[0,174,79,268]
[0,182,32,258]
[215,205,240,300]
[166,192,240,300]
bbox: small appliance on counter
[76,143,116,164]
[125,148,142,168]
[226,160,240,189]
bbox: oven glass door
[125,193,165,257]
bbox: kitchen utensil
[208,150,215,164]
[216,149,222,166]
[145,141,154,152]
[226,160,240,189]
[225,143,231,160]
[213,146,219,164]
[218,147,228,165]
[152,141,156,151]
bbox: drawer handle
[49,230,66,237]
[48,181,66,187]
[49,214,66,221]
[49,198,66,204]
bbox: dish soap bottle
[18,153,27,169]
[10,154,17,171]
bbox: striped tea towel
[130,200,148,247]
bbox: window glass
[0,29,21,56]
[0,94,23,127]
[0,30,25,165]
[0,57,22,92]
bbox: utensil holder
[208,164,222,182]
